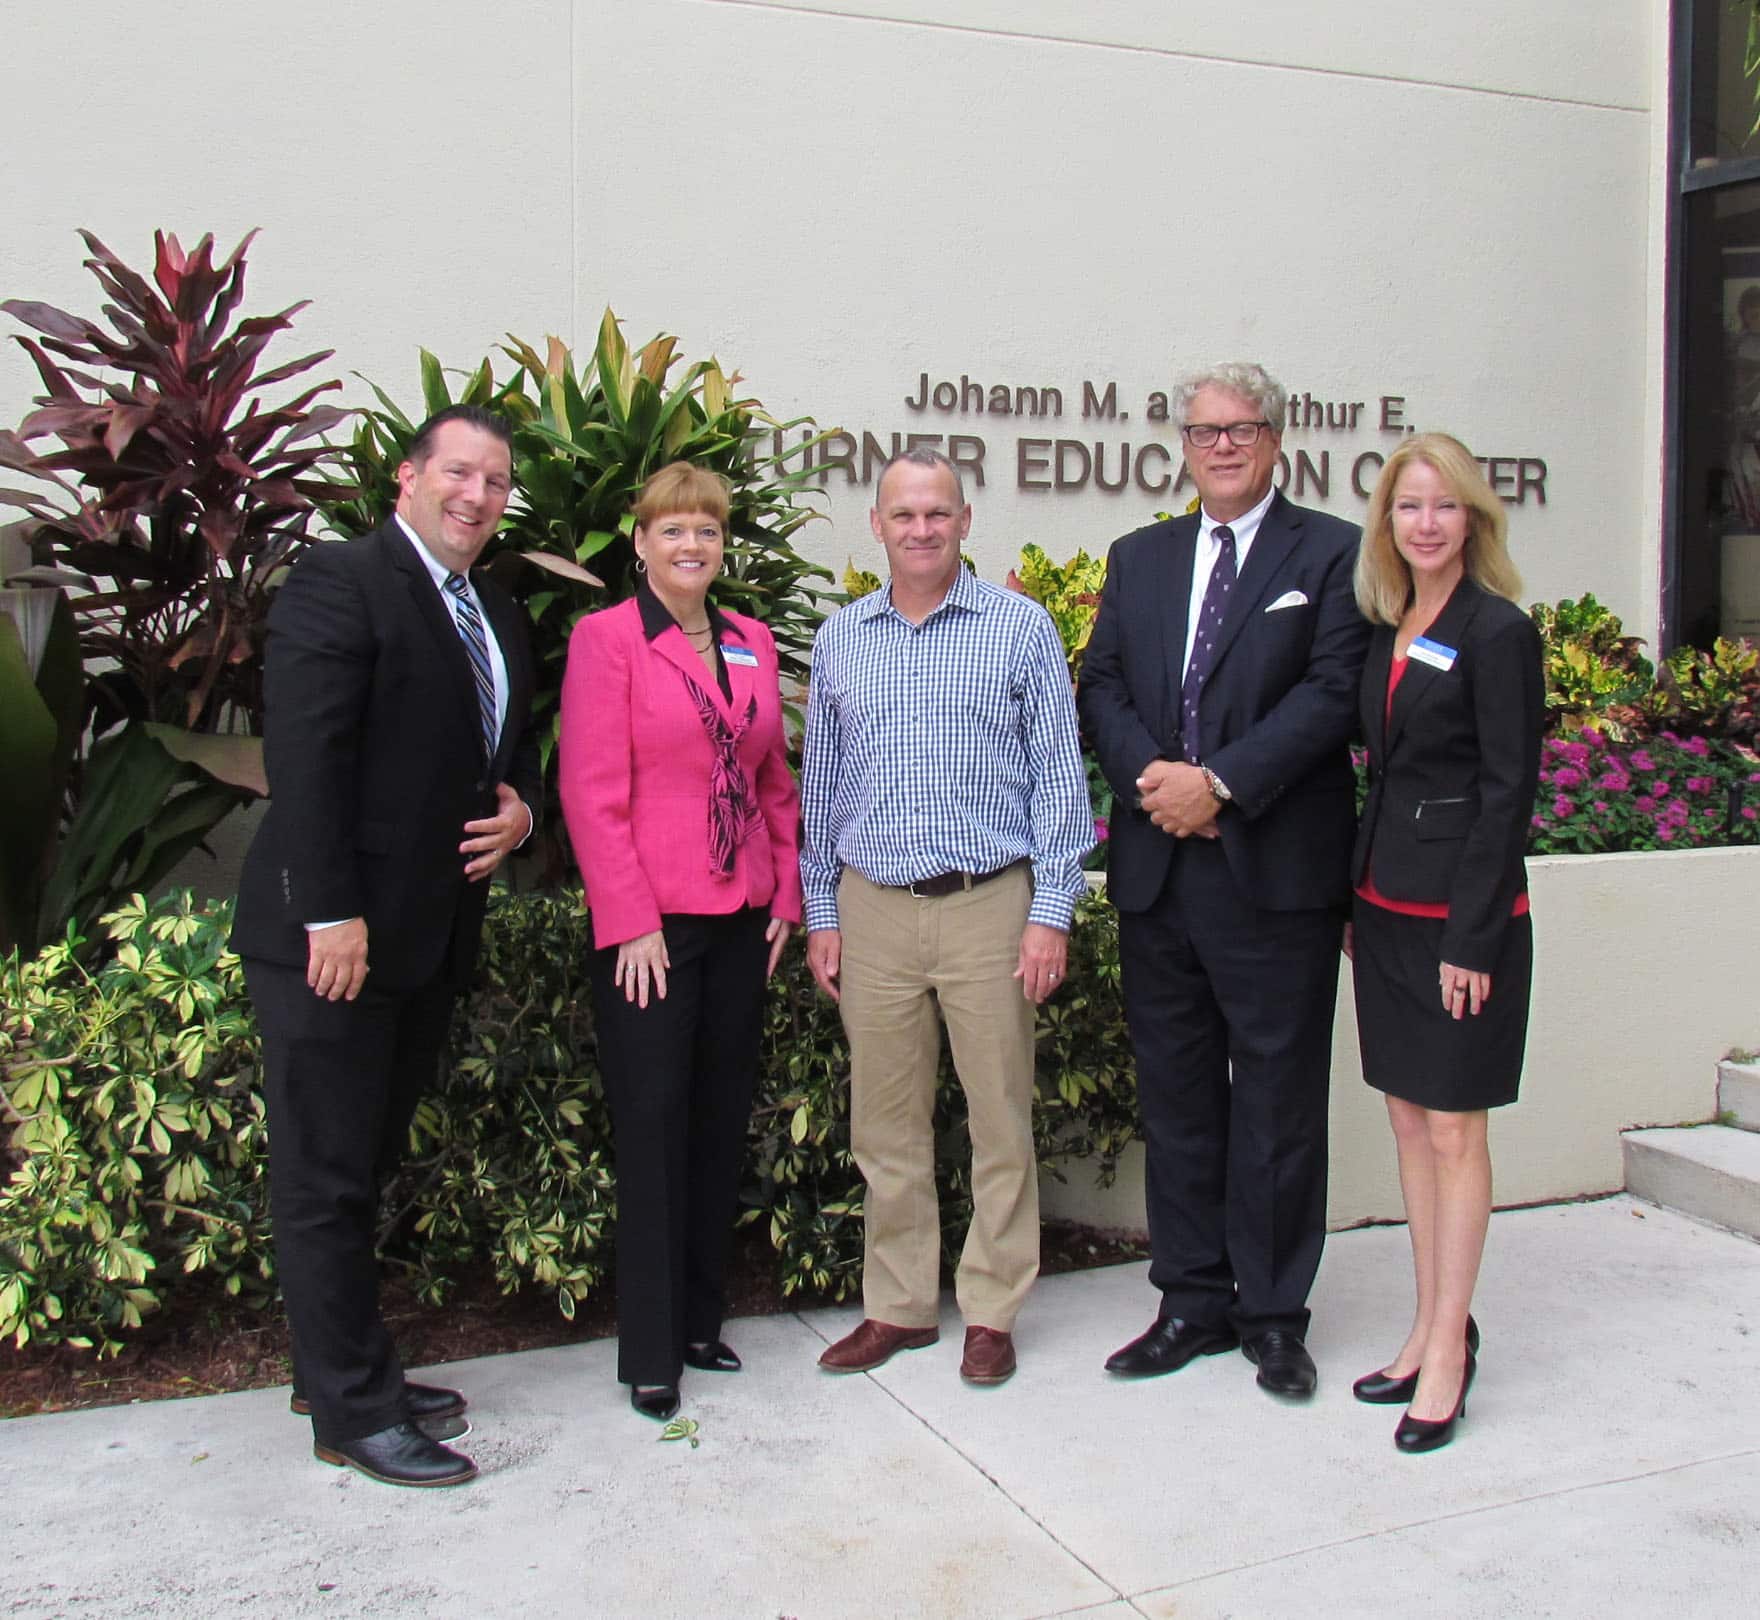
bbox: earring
[635,556,647,574]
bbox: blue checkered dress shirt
[799,566,1094,933]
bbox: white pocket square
[1265,590,1309,612]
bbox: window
[1673,0,1760,646]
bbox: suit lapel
[717,620,759,721]
[385,524,480,729]
[1157,516,1200,738]
[1385,578,1483,755]
[1208,490,1302,677]
[650,624,735,720]
[1362,626,1396,762]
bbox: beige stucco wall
[1042,845,1760,1233]
[2,1,1666,635]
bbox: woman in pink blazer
[558,462,801,1423]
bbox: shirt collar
[394,512,459,592]
[636,576,734,642]
[1199,484,1276,551]
[859,562,984,623]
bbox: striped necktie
[444,573,498,763]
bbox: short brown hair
[1354,433,1522,626]
[632,462,731,529]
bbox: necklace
[683,624,715,643]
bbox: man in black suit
[232,406,540,1485]
[1078,363,1369,1399]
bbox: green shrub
[1,889,1140,1351]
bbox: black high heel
[683,1340,741,1372]
[1394,1349,1476,1454]
[630,1383,681,1422]
[1352,1315,1481,1406]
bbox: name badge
[723,645,759,667]
[1407,636,1458,672]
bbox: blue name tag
[1407,636,1458,672]
[723,645,759,667]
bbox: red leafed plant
[0,228,352,734]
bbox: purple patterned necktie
[1179,524,1236,763]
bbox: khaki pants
[837,866,1040,1331]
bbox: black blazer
[1078,491,1370,913]
[1352,576,1544,972]
[231,520,541,991]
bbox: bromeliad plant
[322,311,839,873]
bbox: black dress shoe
[313,1421,476,1487]
[631,1383,681,1422]
[1395,1350,1476,1453]
[1104,1317,1239,1377]
[1241,1331,1317,1398]
[290,1380,467,1422]
[1351,1316,1481,1406]
[683,1340,741,1372]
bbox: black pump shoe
[683,1340,741,1373]
[1394,1350,1477,1454]
[1352,1315,1481,1406]
[630,1383,681,1422]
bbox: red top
[1355,657,1529,919]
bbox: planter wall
[1041,845,1760,1232]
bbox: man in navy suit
[233,406,539,1484]
[1078,363,1369,1399]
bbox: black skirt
[1351,896,1532,1112]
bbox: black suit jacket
[231,519,541,991]
[1078,491,1369,913]
[1352,577,1544,972]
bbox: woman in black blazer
[1348,433,1543,1454]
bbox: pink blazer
[558,596,803,949]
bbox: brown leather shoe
[960,1326,1017,1385]
[819,1319,939,1373]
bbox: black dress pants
[591,907,768,1386]
[245,958,454,1444]
[1117,839,1342,1337]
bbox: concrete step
[1624,1123,1760,1239]
[1719,1059,1760,1132]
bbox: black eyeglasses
[1180,420,1272,448]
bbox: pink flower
[1658,826,1677,842]
[1593,800,1609,812]
[1559,741,1591,768]
[1094,817,1110,842]
[1684,736,1711,757]
[1744,806,1758,821]
[1664,799,1691,825]
[1597,770,1631,792]
[1685,776,1714,794]
[1630,750,1656,772]
[1531,813,1547,828]
[1553,767,1584,789]
[1553,795,1576,817]
[1635,795,1657,813]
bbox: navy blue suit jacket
[1078,490,1369,913]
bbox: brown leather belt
[902,860,1025,899]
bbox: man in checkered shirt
[800,448,1093,1388]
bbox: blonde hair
[1354,433,1522,626]
[632,461,731,529]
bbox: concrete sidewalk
[4,1196,1758,1619]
